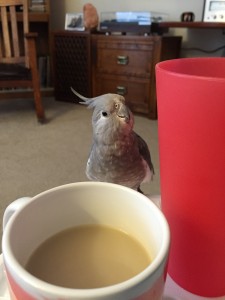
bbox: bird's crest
[71,87,124,110]
[70,87,95,108]
[71,87,115,109]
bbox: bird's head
[71,88,134,139]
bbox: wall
[50,0,225,57]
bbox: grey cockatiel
[71,88,154,193]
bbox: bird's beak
[117,104,130,122]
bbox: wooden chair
[0,0,45,122]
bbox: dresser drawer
[97,39,154,77]
[95,74,151,114]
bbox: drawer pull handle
[116,86,127,95]
[117,55,129,65]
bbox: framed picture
[65,13,85,31]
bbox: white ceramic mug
[2,182,170,300]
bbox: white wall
[51,0,204,29]
[50,0,225,57]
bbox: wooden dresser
[52,32,182,119]
[92,34,181,119]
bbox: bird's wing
[135,133,155,174]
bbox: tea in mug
[26,224,151,288]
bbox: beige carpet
[0,97,160,241]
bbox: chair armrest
[25,32,38,69]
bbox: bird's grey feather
[135,133,155,176]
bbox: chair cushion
[0,63,31,80]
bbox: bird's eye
[102,111,108,117]
[115,103,119,109]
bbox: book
[29,4,46,11]
[31,0,45,3]
[38,56,47,87]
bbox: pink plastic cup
[156,57,225,297]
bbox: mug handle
[3,197,32,230]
